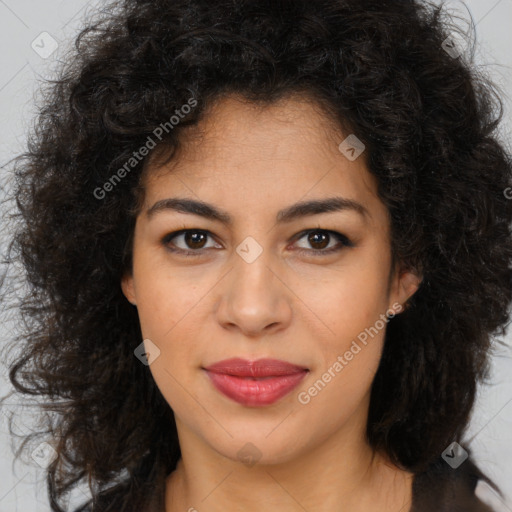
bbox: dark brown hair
[1,0,511,510]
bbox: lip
[203,358,309,407]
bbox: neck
[164,412,413,512]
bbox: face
[122,94,421,466]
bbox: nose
[215,246,293,339]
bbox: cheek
[295,250,391,343]
[131,258,208,413]
[132,253,207,340]
[295,273,389,422]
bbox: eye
[161,229,221,256]
[161,228,354,257]
[292,229,354,256]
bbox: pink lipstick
[203,358,308,407]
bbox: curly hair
[1,0,512,510]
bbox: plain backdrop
[0,0,511,511]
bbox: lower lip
[204,370,308,407]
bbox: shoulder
[411,455,504,512]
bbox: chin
[206,428,308,467]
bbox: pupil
[186,231,206,249]
[309,231,329,249]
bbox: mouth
[202,358,309,407]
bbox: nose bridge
[234,236,273,293]
[231,233,278,305]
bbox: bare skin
[122,94,422,512]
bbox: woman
[1,0,511,511]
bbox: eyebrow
[146,196,369,224]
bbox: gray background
[0,0,511,510]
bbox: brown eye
[293,229,354,256]
[184,231,207,249]
[307,230,330,250]
[162,229,221,255]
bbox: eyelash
[161,228,354,257]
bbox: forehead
[141,95,387,226]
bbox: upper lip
[203,358,309,377]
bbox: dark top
[79,455,502,512]
[410,455,498,512]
